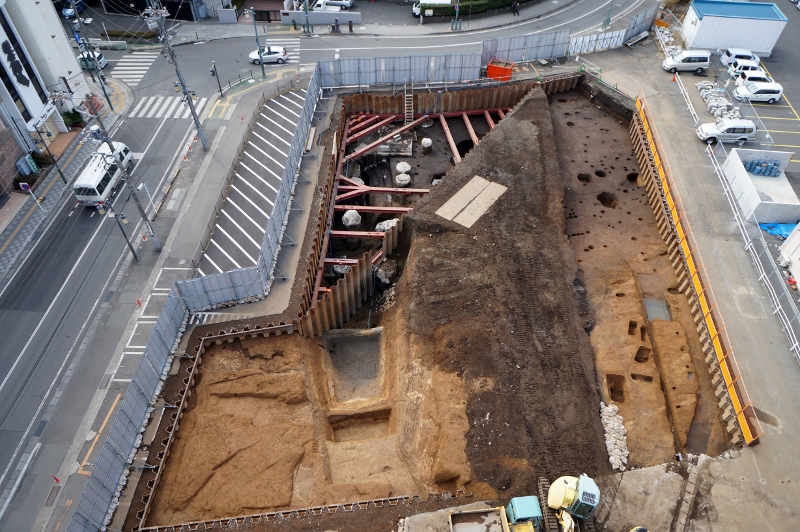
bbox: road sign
[455,3,459,10]
[19,183,30,191]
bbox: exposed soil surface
[139,85,728,532]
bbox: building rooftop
[691,1,787,22]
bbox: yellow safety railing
[635,95,763,445]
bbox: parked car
[76,51,108,70]
[720,48,760,66]
[727,59,761,78]
[312,0,344,10]
[662,50,711,74]
[734,81,784,104]
[696,118,757,144]
[735,69,773,86]
[62,0,86,17]
[317,0,353,8]
[248,47,288,65]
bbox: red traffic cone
[672,73,677,82]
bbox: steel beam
[334,205,413,213]
[330,230,386,239]
[336,185,429,203]
[324,257,360,265]
[346,115,400,144]
[348,115,382,134]
[484,110,495,130]
[463,113,479,145]
[497,109,506,119]
[343,115,429,163]
[439,114,461,164]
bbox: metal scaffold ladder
[404,79,414,124]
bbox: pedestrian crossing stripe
[128,96,208,119]
[110,52,160,86]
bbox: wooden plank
[435,175,490,221]
[452,182,508,228]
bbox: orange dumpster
[487,58,513,82]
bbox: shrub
[101,29,158,40]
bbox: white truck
[412,0,452,16]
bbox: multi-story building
[0,0,89,191]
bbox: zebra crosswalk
[127,95,209,119]
[261,38,300,64]
[109,51,160,86]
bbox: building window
[0,10,47,106]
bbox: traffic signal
[210,68,215,76]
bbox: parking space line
[231,185,271,219]
[221,209,261,248]
[260,114,294,136]
[210,239,241,269]
[255,122,291,146]
[769,144,800,149]
[204,248,225,274]
[216,225,257,265]
[761,65,800,121]
[757,116,800,121]
[765,130,800,134]
[279,93,304,110]
[236,173,275,207]
[251,130,288,157]
[227,198,267,232]
[270,99,301,118]
[242,156,281,184]
[247,140,286,172]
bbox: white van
[73,142,134,207]
[734,81,783,104]
[77,51,108,70]
[696,119,757,145]
[412,0,451,16]
[720,48,760,66]
[662,50,711,74]
[728,59,761,78]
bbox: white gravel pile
[600,402,629,471]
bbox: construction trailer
[680,0,787,57]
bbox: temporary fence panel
[318,54,482,88]
[625,4,659,41]
[480,30,570,66]
[569,30,626,55]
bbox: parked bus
[73,142,134,207]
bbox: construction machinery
[449,496,543,532]
[543,474,601,532]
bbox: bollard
[349,20,353,32]
[292,18,297,30]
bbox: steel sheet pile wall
[480,30,570,66]
[344,82,538,115]
[69,287,188,531]
[631,94,763,445]
[319,54,482,88]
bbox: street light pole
[602,0,613,29]
[86,96,162,253]
[109,208,139,261]
[211,61,223,97]
[250,9,266,79]
[303,0,311,34]
[71,0,114,111]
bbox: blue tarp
[759,223,797,239]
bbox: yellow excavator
[539,474,601,532]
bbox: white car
[735,69,773,86]
[696,118,757,144]
[734,81,783,104]
[720,48,761,66]
[248,47,288,65]
[318,0,353,8]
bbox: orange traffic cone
[672,73,677,82]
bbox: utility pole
[601,0,613,30]
[109,208,139,261]
[86,96,162,253]
[303,0,312,34]
[250,9,266,79]
[143,6,209,151]
[71,0,114,111]
[33,126,67,185]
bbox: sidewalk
[0,78,134,286]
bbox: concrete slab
[600,70,659,99]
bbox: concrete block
[722,407,734,421]
[727,419,739,434]
[711,371,722,386]
[731,432,742,445]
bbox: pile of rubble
[600,402,629,471]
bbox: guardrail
[706,148,800,363]
[633,93,762,445]
[227,70,254,91]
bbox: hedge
[102,29,158,39]
[420,0,525,16]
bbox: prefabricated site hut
[680,0,787,57]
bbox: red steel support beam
[484,110,495,130]
[347,110,510,120]
[343,115,429,163]
[336,185,429,203]
[439,114,461,164]
[330,230,386,239]
[334,205,413,214]
[346,115,401,145]
[337,174,363,187]
[348,115,382,134]
[497,109,506,119]
[462,113,479,145]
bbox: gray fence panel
[481,31,570,65]
[625,4,659,41]
[569,30,625,55]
